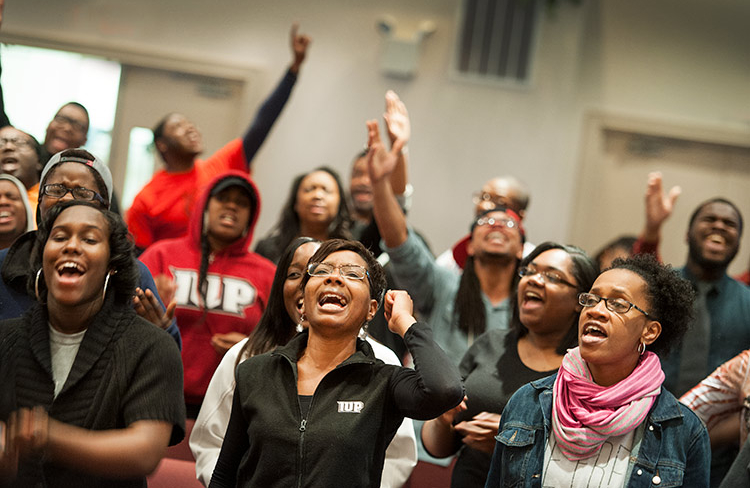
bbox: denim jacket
[485,374,710,488]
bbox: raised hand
[366,120,404,184]
[383,90,410,148]
[133,287,177,331]
[644,172,681,240]
[290,23,311,74]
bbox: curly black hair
[30,200,138,306]
[609,253,695,357]
[301,238,387,305]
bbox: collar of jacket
[272,329,377,368]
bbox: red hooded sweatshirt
[140,170,275,405]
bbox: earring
[296,315,305,333]
[102,271,114,301]
[359,322,369,340]
[35,269,44,303]
[637,341,646,356]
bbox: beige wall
[5,0,749,271]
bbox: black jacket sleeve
[389,322,464,420]
[242,68,297,167]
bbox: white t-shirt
[542,429,636,488]
[48,325,86,397]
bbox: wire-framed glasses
[307,262,369,281]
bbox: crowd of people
[2,13,750,488]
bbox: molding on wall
[0,27,259,81]
[587,109,750,149]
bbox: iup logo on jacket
[337,401,364,413]
[171,269,257,316]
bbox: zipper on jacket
[297,417,307,488]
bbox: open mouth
[521,290,543,308]
[55,261,86,285]
[318,292,347,311]
[218,212,237,225]
[582,323,608,339]
[0,210,16,224]
[704,233,727,249]
[1,157,19,174]
[486,231,507,243]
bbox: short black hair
[688,198,743,236]
[30,200,138,306]
[59,102,90,130]
[610,254,695,357]
[594,235,637,271]
[301,238,387,304]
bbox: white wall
[5,0,749,263]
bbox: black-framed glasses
[0,136,33,148]
[518,266,577,288]
[578,292,651,318]
[307,262,369,281]
[475,216,516,229]
[53,114,88,133]
[42,184,107,206]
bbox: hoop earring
[35,269,44,303]
[359,322,369,340]
[296,315,305,333]
[102,271,113,301]
[637,341,646,356]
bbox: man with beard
[634,175,750,485]
[633,173,750,396]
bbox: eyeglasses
[472,191,510,208]
[518,266,577,288]
[578,292,651,318]
[474,216,516,229]
[307,262,369,281]
[53,114,88,133]
[41,184,107,206]
[0,136,33,148]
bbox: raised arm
[242,23,311,167]
[385,290,464,419]
[633,172,680,257]
[0,0,11,129]
[367,120,407,248]
[383,90,410,197]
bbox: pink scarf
[551,347,664,460]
